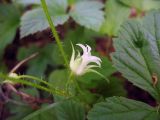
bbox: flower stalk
[40,0,69,68]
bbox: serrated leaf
[20,0,69,38]
[55,100,85,120]
[20,100,85,120]
[111,10,160,101]
[0,4,20,55]
[70,1,104,32]
[88,97,160,120]
[100,0,130,36]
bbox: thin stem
[40,0,69,68]
[18,75,58,91]
[66,72,73,94]
[68,0,75,5]
[10,52,39,74]
[0,74,68,97]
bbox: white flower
[70,43,102,76]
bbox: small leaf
[100,0,130,36]
[88,97,160,120]
[70,1,104,32]
[20,0,69,38]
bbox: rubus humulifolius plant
[1,0,160,120]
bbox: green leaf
[48,69,68,90]
[143,0,160,11]
[7,104,34,120]
[21,102,60,120]
[70,1,104,32]
[88,97,160,120]
[79,56,116,86]
[96,77,126,97]
[111,10,160,101]
[21,100,85,120]
[12,0,40,5]
[17,44,57,76]
[20,0,69,38]
[119,0,143,10]
[100,0,130,36]
[0,4,20,55]
[120,0,160,11]
[55,100,85,120]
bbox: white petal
[85,65,100,69]
[86,44,91,52]
[70,44,75,68]
[76,44,87,54]
[88,56,102,66]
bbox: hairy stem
[40,0,69,68]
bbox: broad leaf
[20,100,85,120]
[112,10,160,101]
[100,0,130,36]
[88,97,160,120]
[0,4,20,55]
[70,1,104,32]
[20,0,69,38]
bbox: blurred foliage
[0,0,160,120]
[0,4,20,57]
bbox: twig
[9,52,39,74]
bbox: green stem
[18,75,58,91]
[40,0,69,68]
[68,0,75,5]
[0,74,68,97]
[66,72,73,93]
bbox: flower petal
[76,44,87,54]
[86,44,91,52]
[70,43,75,68]
[88,56,102,66]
